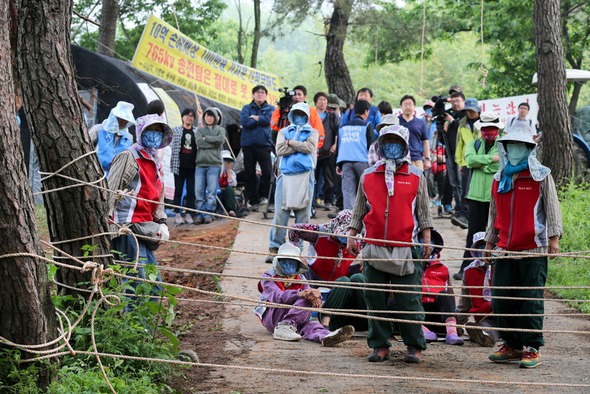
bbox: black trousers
[173,167,196,214]
[460,199,490,271]
[242,146,272,205]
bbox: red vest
[421,260,449,303]
[491,170,543,251]
[311,236,354,281]
[362,163,421,247]
[463,265,494,314]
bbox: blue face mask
[278,258,299,276]
[424,108,432,116]
[337,236,348,244]
[506,143,531,166]
[142,130,163,149]
[292,114,307,126]
[382,142,405,160]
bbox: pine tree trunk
[17,0,113,294]
[251,0,261,68]
[324,0,355,103]
[97,0,119,57]
[534,0,574,183]
[1,2,56,389]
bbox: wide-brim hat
[272,243,309,275]
[471,231,487,257]
[497,128,537,147]
[136,114,173,149]
[221,150,234,161]
[474,111,505,130]
[376,114,400,132]
[464,98,481,112]
[111,101,136,124]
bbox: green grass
[547,181,590,312]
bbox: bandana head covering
[324,209,353,237]
[374,125,411,196]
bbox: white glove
[157,223,169,242]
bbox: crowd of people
[88,80,561,369]
[243,83,561,368]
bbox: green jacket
[455,117,479,167]
[465,138,499,202]
[195,124,226,167]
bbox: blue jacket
[97,128,133,173]
[239,100,274,147]
[336,116,373,165]
[340,105,382,131]
[279,125,315,174]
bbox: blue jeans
[195,166,221,219]
[269,172,314,250]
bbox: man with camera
[239,85,275,212]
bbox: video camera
[278,87,295,112]
[431,95,449,133]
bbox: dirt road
[193,208,590,393]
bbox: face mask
[506,143,531,166]
[424,108,432,116]
[480,126,499,143]
[382,142,405,160]
[142,130,163,149]
[278,258,299,276]
[337,236,348,244]
[292,114,307,126]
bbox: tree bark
[568,81,584,115]
[535,0,574,183]
[97,0,119,57]
[324,0,355,103]
[235,0,245,64]
[251,0,261,68]
[1,2,56,389]
[17,0,113,294]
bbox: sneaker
[324,202,334,211]
[488,344,524,363]
[250,204,259,212]
[273,323,301,341]
[289,211,295,218]
[367,347,390,362]
[315,198,325,208]
[321,325,354,347]
[265,248,278,264]
[259,198,268,205]
[452,271,463,281]
[327,211,338,219]
[175,213,184,226]
[404,346,422,363]
[184,214,194,225]
[465,323,497,347]
[443,205,453,215]
[445,334,464,346]
[451,214,468,229]
[519,347,541,368]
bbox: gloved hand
[157,223,169,242]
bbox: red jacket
[491,170,543,251]
[463,265,493,315]
[310,236,355,281]
[362,162,421,247]
[422,260,449,303]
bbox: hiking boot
[451,214,469,229]
[184,214,194,225]
[488,344,524,363]
[519,347,541,368]
[273,323,301,341]
[465,322,497,347]
[321,325,355,347]
[367,347,390,362]
[445,334,464,346]
[452,271,463,281]
[175,213,184,226]
[404,346,422,363]
[265,248,278,264]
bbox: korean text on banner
[131,15,281,110]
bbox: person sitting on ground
[456,231,500,347]
[288,209,368,331]
[89,101,136,175]
[219,150,238,217]
[418,230,464,346]
[254,243,355,346]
